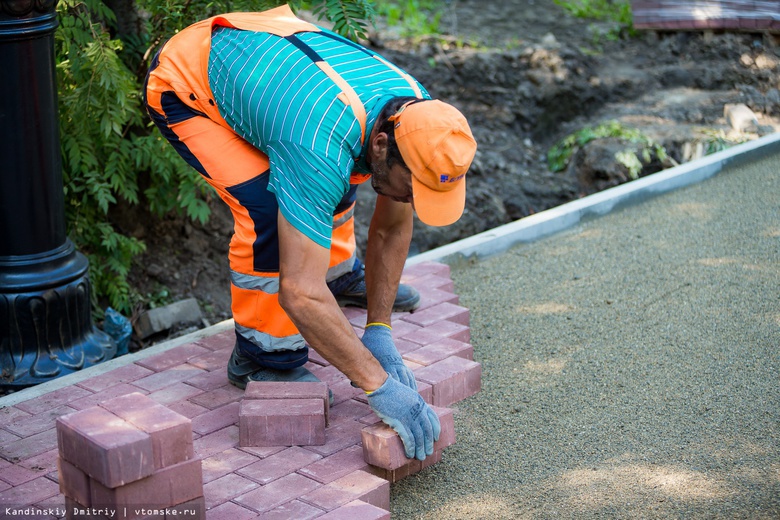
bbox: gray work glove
[361,324,417,390]
[367,376,441,460]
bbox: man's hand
[361,324,418,390]
[367,376,441,460]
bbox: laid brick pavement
[0,262,480,518]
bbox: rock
[724,103,759,132]
[134,298,203,340]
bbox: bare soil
[124,0,780,347]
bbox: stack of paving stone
[631,0,780,32]
[55,393,204,519]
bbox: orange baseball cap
[389,100,477,227]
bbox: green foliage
[547,120,668,179]
[55,0,378,314]
[553,0,635,39]
[696,128,749,155]
[374,0,442,37]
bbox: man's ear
[371,132,388,160]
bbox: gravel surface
[391,153,780,519]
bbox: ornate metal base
[0,241,116,389]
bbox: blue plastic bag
[104,307,132,356]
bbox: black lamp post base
[0,241,116,390]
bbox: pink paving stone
[90,458,203,514]
[191,401,239,436]
[202,473,258,509]
[393,337,423,356]
[146,382,205,407]
[183,369,230,392]
[135,343,211,372]
[245,381,330,423]
[237,446,321,485]
[389,320,422,341]
[18,448,59,474]
[414,287,459,312]
[57,457,91,506]
[300,470,389,512]
[0,481,10,493]
[186,348,231,372]
[168,496,206,519]
[358,411,382,426]
[400,319,470,346]
[317,500,390,520]
[192,426,239,459]
[200,448,259,484]
[402,338,474,366]
[346,312,367,329]
[56,407,154,488]
[234,473,321,513]
[98,393,194,469]
[0,460,48,486]
[167,400,209,419]
[237,445,286,458]
[239,399,325,447]
[414,356,482,407]
[0,428,58,462]
[339,307,365,322]
[206,500,261,520]
[69,384,150,411]
[0,476,60,509]
[307,348,331,366]
[131,364,206,393]
[400,262,450,281]
[0,406,31,428]
[188,385,243,410]
[15,386,94,415]
[303,419,363,458]
[367,449,442,484]
[264,499,326,520]
[403,359,425,372]
[329,379,363,406]
[360,406,455,471]
[76,364,155,393]
[408,274,456,293]
[329,399,370,422]
[194,330,236,352]
[401,302,469,328]
[297,445,368,484]
[3,405,78,437]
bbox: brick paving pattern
[0,262,480,518]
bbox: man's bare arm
[276,210,387,392]
[364,194,414,325]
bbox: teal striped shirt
[208,26,429,248]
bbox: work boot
[328,260,420,312]
[227,344,333,404]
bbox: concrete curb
[407,132,780,266]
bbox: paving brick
[408,274,456,293]
[206,501,259,520]
[392,338,423,356]
[0,460,47,486]
[3,405,77,437]
[239,399,325,447]
[402,338,474,366]
[146,382,204,406]
[236,445,286,458]
[300,470,389,512]
[339,307,365,322]
[234,473,320,513]
[194,330,236,352]
[186,349,231,372]
[400,319,470,346]
[182,369,230,392]
[202,473,258,509]
[131,365,205,393]
[304,419,363,457]
[166,400,209,419]
[389,320,422,342]
[414,356,481,406]
[0,407,28,430]
[166,496,205,519]
[238,446,321,485]
[91,458,203,516]
[264,499,326,520]
[401,302,469,328]
[317,499,390,519]
[400,262,450,281]
[414,287,459,312]
[69,384,150,411]
[76,364,155,393]
[0,428,58,462]
[367,449,442,483]
[358,411,382,426]
[99,393,194,469]
[297,445,368,484]
[329,378,363,406]
[188,385,242,410]
[135,344,211,372]
[361,406,455,470]
[192,426,239,460]
[18,448,59,475]
[307,348,331,366]
[15,386,94,415]
[245,381,330,423]
[58,457,91,506]
[190,401,239,436]
[328,399,370,422]
[56,407,154,488]
[200,448,259,484]
[0,476,60,509]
